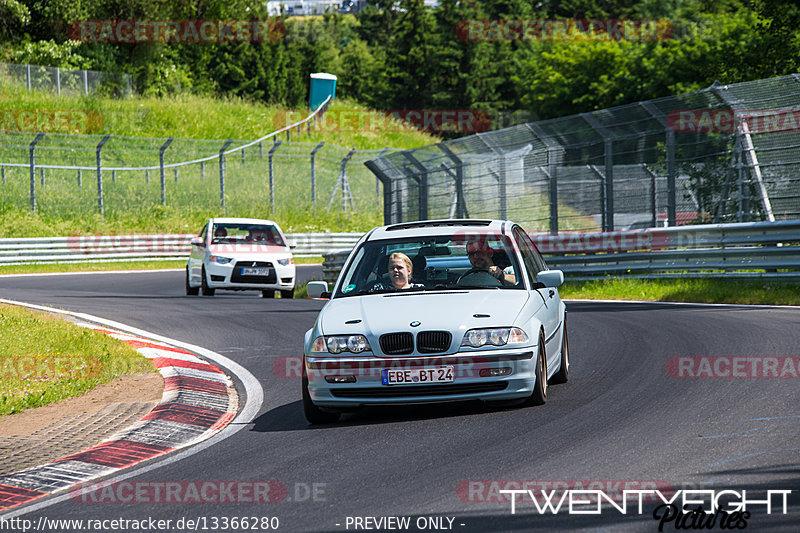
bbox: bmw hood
[318,290,535,337]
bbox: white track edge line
[564,298,800,310]
[0,297,264,518]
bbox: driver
[465,239,516,285]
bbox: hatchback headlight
[277,257,293,266]
[209,255,233,264]
[311,335,371,354]
[461,327,528,348]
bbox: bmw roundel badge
[410,321,421,327]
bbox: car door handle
[548,289,555,298]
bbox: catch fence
[365,74,800,233]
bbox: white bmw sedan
[302,219,568,423]
[186,218,296,298]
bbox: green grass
[0,84,442,237]
[0,303,157,415]
[560,277,800,306]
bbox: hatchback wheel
[185,268,199,296]
[201,267,215,296]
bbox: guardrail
[0,233,363,266]
[3,222,799,282]
[318,220,800,285]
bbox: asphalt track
[1,268,799,532]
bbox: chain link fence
[366,74,800,232]
[0,62,133,97]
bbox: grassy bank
[559,277,800,306]
[0,86,440,237]
[0,304,157,415]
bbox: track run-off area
[0,267,798,532]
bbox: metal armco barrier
[3,222,799,281]
[0,233,363,265]
[320,220,800,286]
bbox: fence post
[146,169,149,184]
[200,162,205,180]
[666,130,676,227]
[29,133,45,211]
[40,168,45,187]
[219,139,233,212]
[376,148,390,209]
[268,141,283,214]
[111,170,116,183]
[1,166,5,184]
[402,152,429,221]
[26,64,31,90]
[174,168,178,183]
[83,70,89,95]
[310,142,325,207]
[241,148,246,166]
[364,160,394,225]
[159,137,174,206]
[438,143,466,218]
[96,134,112,215]
[259,142,263,159]
[604,138,614,231]
[78,169,82,188]
[56,67,61,96]
[641,164,658,228]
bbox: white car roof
[365,219,512,241]
[210,217,280,226]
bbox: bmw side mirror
[190,236,203,246]
[537,270,564,288]
[307,281,330,299]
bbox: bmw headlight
[461,327,528,348]
[209,255,233,264]
[311,335,371,354]
[277,258,293,266]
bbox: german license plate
[381,366,454,385]
[241,267,270,276]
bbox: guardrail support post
[268,141,283,214]
[96,134,111,216]
[219,139,233,213]
[310,142,325,207]
[1,166,5,185]
[159,137,174,206]
[40,168,45,187]
[78,169,82,188]
[146,170,149,184]
[200,162,205,180]
[29,133,45,212]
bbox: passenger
[387,252,423,290]
[462,239,516,285]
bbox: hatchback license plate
[381,366,454,385]
[241,267,270,276]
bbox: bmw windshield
[334,232,523,298]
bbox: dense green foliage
[3,0,800,122]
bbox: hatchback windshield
[334,232,523,297]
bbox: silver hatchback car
[303,219,568,423]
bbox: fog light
[325,375,356,383]
[479,367,512,378]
